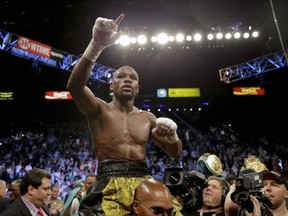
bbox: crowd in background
[0,114,287,201]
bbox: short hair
[11,179,22,185]
[226,175,237,185]
[0,179,6,189]
[85,174,97,180]
[206,175,230,205]
[20,168,51,195]
[51,185,60,190]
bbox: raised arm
[67,14,124,115]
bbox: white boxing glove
[156,117,177,132]
[156,117,179,142]
[83,14,124,62]
[93,17,118,32]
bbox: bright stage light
[234,32,241,39]
[243,32,250,39]
[175,33,185,42]
[115,23,260,48]
[169,35,175,42]
[157,33,169,44]
[225,33,232,39]
[119,35,130,46]
[207,33,214,40]
[194,33,202,41]
[216,32,223,40]
[186,35,192,41]
[137,35,147,44]
[252,31,259,37]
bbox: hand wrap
[156,117,179,142]
[83,17,119,62]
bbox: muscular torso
[87,101,155,163]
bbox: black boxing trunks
[78,160,151,216]
[78,160,183,216]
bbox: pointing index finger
[115,14,124,26]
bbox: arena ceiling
[0,1,287,134]
[1,0,286,86]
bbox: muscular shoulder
[136,108,156,119]
[138,109,157,129]
[86,98,109,118]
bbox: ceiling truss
[219,49,287,83]
[0,29,114,83]
[1,28,287,85]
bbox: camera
[163,167,207,212]
[231,172,272,216]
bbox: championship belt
[197,153,224,177]
[206,154,224,176]
[242,155,267,172]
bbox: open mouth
[122,85,133,92]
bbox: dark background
[0,0,287,140]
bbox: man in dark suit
[1,168,52,216]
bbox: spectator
[262,170,288,216]
[225,175,237,186]
[62,174,96,216]
[131,178,178,216]
[8,178,22,202]
[225,170,288,216]
[0,179,10,212]
[1,168,52,216]
[187,175,229,216]
[47,185,64,216]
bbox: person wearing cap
[262,170,288,216]
[224,169,288,216]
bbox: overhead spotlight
[151,36,157,43]
[243,32,249,39]
[225,33,232,39]
[175,33,185,42]
[216,32,223,40]
[137,35,147,44]
[130,37,137,44]
[157,33,169,44]
[186,35,192,41]
[119,35,130,46]
[252,31,259,38]
[234,32,241,39]
[207,33,214,40]
[169,35,175,42]
[193,33,202,41]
